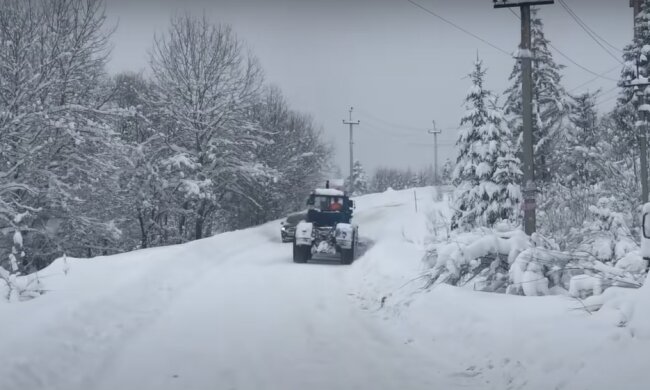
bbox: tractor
[293,184,358,264]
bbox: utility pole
[342,107,360,194]
[428,120,442,185]
[624,60,650,203]
[628,0,650,203]
[494,0,554,236]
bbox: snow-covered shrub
[0,268,44,302]
[0,231,45,301]
[424,228,530,292]
[424,223,643,297]
[577,197,636,262]
[569,275,602,299]
[507,245,643,297]
[538,184,638,264]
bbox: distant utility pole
[494,0,554,236]
[628,0,650,203]
[342,107,360,194]
[428,120,442,185]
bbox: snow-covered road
[93,235,448,390]
[0,188,461,390]
[2,187,649,390]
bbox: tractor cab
[305,189,354,226]
[293,181,358,265]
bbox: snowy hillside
[1,187,649,390]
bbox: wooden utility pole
[342,107,360,194]
[428,120,442,185]
[629,0,650,203]
[494,0,554,236]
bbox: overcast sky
[105,0,631,174]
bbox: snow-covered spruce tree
[608,0,650,199]
[441,158,454,185]
[409,169,421,189]
[504,7,567,184]
[556,92,605,187]
[344,160,369,195]
[452,58,521,230]
[149,15,271,240]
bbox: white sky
[104,0,631,173]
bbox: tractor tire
[293,242,310,263]
[340,233,355,265]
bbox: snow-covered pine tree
[558,92,602,186]
[349,160,369,196]
[409,170,421,189]
[441,158,454,185]
[452,58,521,230]
[504,7,567,183]
[611,0,650,189]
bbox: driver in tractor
[328,197,343,212]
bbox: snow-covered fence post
[9,230,25,273]
[414,190,418,213]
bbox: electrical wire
[557,0,624,56]
[569,65,620,93]
[506,7,620,83]
[595,94,619,107]
[406,0,513,57]
[356,107,459,133]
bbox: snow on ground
[1,187,649,390]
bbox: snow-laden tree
[452,58,521,230]
[241,86,331,227]
[554,92,605,187]
[607,0,650,196]
[148,15,271,240]
[348,160,369,196]
[441,158,454,185]
[104,72,173,249]
[0,0,127,268]
[504,8,567,183]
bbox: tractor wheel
[340,233,355,265]
[293,241,310,263]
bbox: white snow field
[1,187,649,390]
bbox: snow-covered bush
[424,228,529,292]
[0,231,44,301]
[538,184,638,264]
[577,197,637,263]
[424,225,644,298]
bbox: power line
[550,45,619,82]
[569,65,620,92]
[557,0,623,55]
[406,0,512,57]
[595,94,619,107]
[506,7,619,82]
[594,85,620,100]
[557,0,623,64]
[356,108,459,134]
